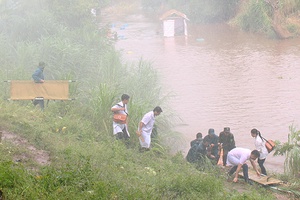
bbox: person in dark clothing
[32,62,45,83]
[219,127,236,166]
[190,132,203,147]
[204,128,219,161]
[186,137,210,163]
[32,62,46,110]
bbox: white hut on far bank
[159,9,189,37]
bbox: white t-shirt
[111,101,128,116]
[227,148,251,165]
[111,101,128,135]
[140,111,155,135]
[255,136,268,159]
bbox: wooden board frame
[239,169,282,186]
[9,80,70,100]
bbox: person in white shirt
[227,147,260,184]
[111,94,130,139]
[136,106,162,151]
[251,128,269,175]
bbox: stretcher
[238,169,282,185]
[7,80,73,100]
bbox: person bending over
[227,147,260,184]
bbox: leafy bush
[186,0,240,23]
[235,0,273,34]
[274,126,300,176]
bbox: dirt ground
[225,181,295,200]
[0,130,50,166]
[219,165,298,200]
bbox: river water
[110,13,300,173]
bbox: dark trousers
[229,164,249,182]
[115,127,130,140]
[258,158,267,175]
[33,99,44,111]
[223,149,229,166]
[222,147,235,166]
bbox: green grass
[0,98,284,200]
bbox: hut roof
[159,9,189,21]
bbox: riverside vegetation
[0,0,299,199]
[141,0,300,39]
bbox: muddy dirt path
[0,130,50,166]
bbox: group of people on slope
[32,64,162,151]
[187,127,235,166]
[111,94,162,151]
[187,127,269,184]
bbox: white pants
[227,154,240,166]
[139,133,151,148]
[113,123,130,137]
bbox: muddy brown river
[110,13,300,173]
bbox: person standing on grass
[111,94,130,140]
[251,128,268,175]
[136,106,162,151]
[227,147,260,185]
[32,61,46,111]
[219,127,236,166]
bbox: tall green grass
[0,88,280,200]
